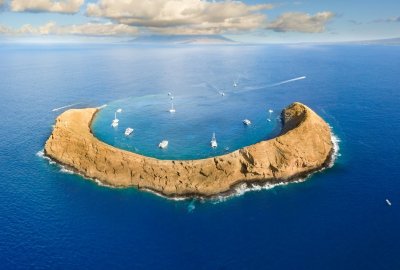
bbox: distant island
[349,37,400,45]
[128,34,237,45]
[44,102,334,199]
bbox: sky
[0,0,399,43]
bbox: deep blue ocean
[0,43,399,269]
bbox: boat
[111,119,119,127]
[124,127,134,136]
[386,199,392,206]
[159,140,169,149]
[169,102,176,113]
[243,119,251,126]
[219,91,225,96]
[116,108,122,113]
[233,81,238,87]
[111,112,119,127]
[210,132,218,148]
[267,109,274,122]
[168,92,172,96]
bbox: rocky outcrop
[44,102,334,198]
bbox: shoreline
[44,102,335,199]
[41,134,338,201]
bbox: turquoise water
[93,93,281,160]
[0,44,399,269]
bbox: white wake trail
[52,103,81,112]
[241,76,307,92]
[268,76,306,87]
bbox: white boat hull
[159,140,169,149]
[125,128,134,136]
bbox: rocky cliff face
[44,102,334,198]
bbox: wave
[37,149,75,174]
[37,150,111,183]
[211,179,307,204]
[36,150,56,165]
[59,167,74,174]
[210,130,340,204]
[36,131,340,203]
[329,131,341,168]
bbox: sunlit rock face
[44,102,334,199]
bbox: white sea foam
[37,149,109,183]
[36,130,340,203]
[187,201,196,212]
[329,130,341,168]
[141,188,188,201]
[211,179,307,204]
[59,167,74,174]
[36,150,56,165]
[36,150,44,157]
[93,178,117,188]
[211,131,341,204]
[37,149,74,172]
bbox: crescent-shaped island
[44,102,334,199]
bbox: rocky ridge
[44,102,334,198]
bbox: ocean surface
[0,43,399,269]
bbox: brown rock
[44,102,334,198]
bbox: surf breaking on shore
[38,117,339,202]
[43,102,335,199]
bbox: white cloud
[267,11,335,33]
[0,22,138,36]
[388,16,400,22]
[0,25,11,34]
[87,0,273,34]
[10,0,84,14]
[373,16,400,23]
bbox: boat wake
[268,76,306,87]
[97,104,107,109]
[241,76,307,92]
[52,103,81,112]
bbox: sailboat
[159,140,169,149]
[386,199,392,206]
[169,102,176,113]
[243,119,251,126]
[267,109,273,122]
[210,132,218,148]
[111,112,119,127]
